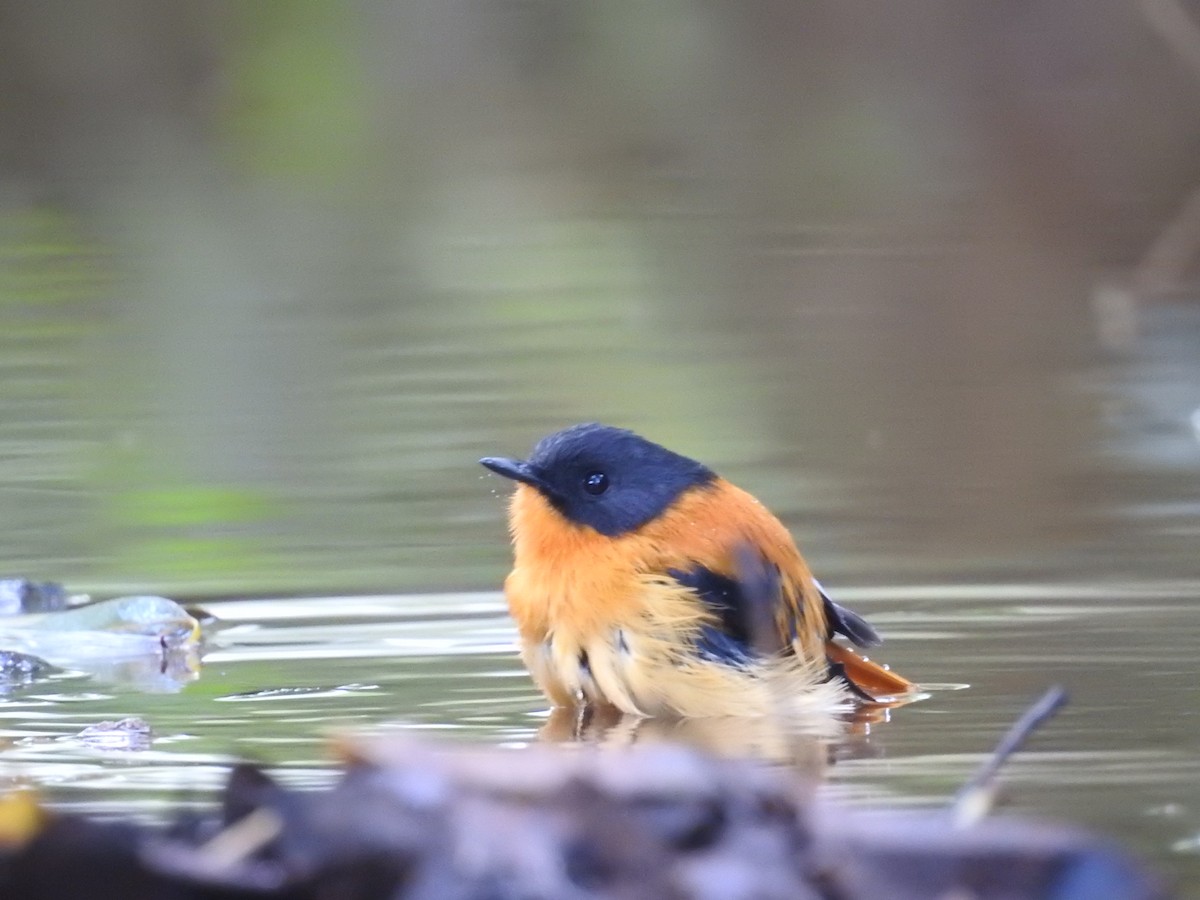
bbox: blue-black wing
[667,566,758,665]
[667,549,790,665]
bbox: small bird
[481,423,912,718]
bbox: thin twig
[953,685,1068,828]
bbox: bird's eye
[582,471,609,495]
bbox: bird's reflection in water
[540,703,897,784]
[74,642,204,694]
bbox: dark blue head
[480,423,716,536]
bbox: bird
[480,423,913,718]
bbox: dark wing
[664,558,911,703]
[816,579,882,648]
[668,549,787,665]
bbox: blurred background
[2,0,1200,889]
[0,1,1197,596]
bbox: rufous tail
[826,642,913,700]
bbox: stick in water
[953,685,1069,828]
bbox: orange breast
[502,479,828,704]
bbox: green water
[0,286,1195,892]
[0,242,1195,890]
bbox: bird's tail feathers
[825,642,914,702]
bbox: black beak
[480,456,550,492]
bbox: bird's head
[481,423,715,537]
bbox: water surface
[1,578,1195,894]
